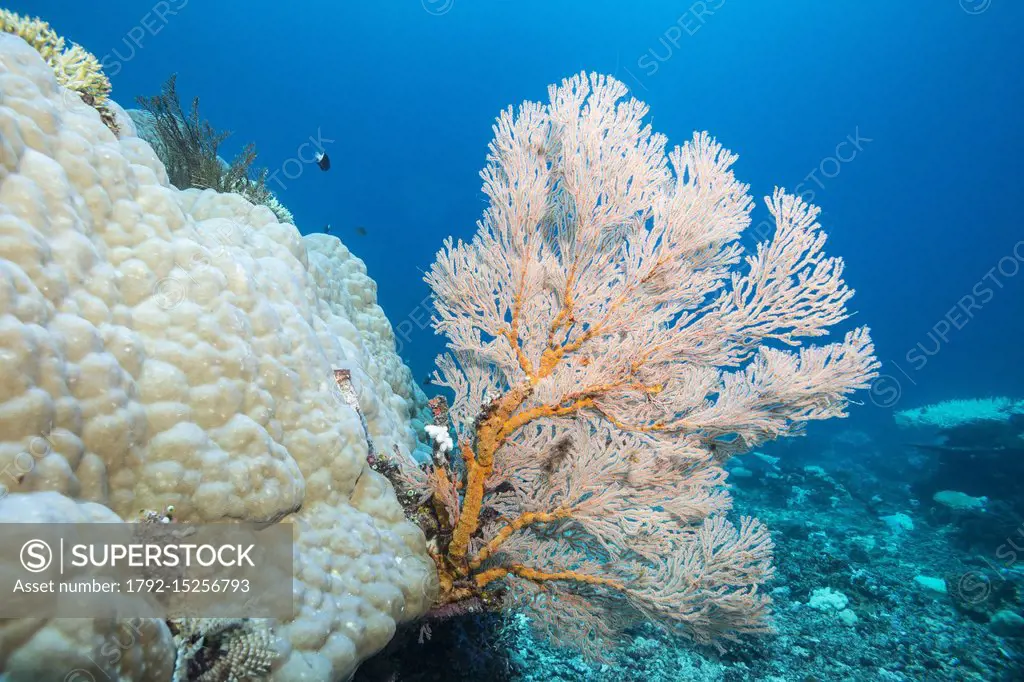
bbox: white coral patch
[424,423,453,454]
[0,33,436,681]
[0,492,176,682]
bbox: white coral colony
[0,33,437,681]
[425,424,454,458]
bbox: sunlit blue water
[15,1,1021,433]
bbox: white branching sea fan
[408,72,877,653]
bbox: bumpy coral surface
[0,492,177,682]
[0,33,435,681]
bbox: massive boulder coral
[0,492,177,682]
[0,32,435,681]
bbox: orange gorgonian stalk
[405,72,878,651]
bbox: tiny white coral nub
[425,424,453,457]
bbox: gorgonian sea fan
[415,72,878,652]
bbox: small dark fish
[354,225,368,236]
[323,223,332,235]
[315,151,331,171]
[422,375,434,386]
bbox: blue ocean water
[5,1,1024,680]
[15,0,1022,418]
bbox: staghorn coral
[0,32,435,681]
[387,72,880,654]
[0,7,116,133]
[133,74,295,225]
